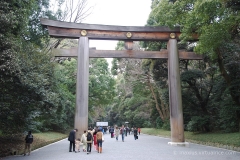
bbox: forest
[0,0,240,140]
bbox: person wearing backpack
[86,128,94,154]
[23,131,33,156]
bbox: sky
[81,0,152,50]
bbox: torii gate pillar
[168,39,189,146]
[74,37,89,138]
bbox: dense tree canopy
[145,0,240,132]
[1,0,240,138]
[0,0,112,134]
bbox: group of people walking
[109,126,141,142]
[68,127,104,154]
[22,126,141,156]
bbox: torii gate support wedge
[41,19,200,146]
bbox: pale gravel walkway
[2,133,240,160]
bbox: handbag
[102,132,104,142]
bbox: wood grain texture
[52,48,203,60]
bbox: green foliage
[88,58,116,124]
[143,121,153,128]
[162,119,171,131]
[156,117,163,129]
[147,0,240,133]
[187,116,210,132]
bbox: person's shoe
[69,151,72,152]
[23,154,26,156]
[75,151,77,153]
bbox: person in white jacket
[81,130,87,152]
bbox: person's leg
[69,141,72,152]
[28,144,31,155]
[23,143,27,156]
[122,134,124,142]
[87,143,89,153]
[99,141,102,153]
[73,141,75,152]
[83,143,86,151]
[97,141,100,153]
[89,143,92,152]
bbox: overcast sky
[82,0,152,50]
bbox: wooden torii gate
[41,19,200,146]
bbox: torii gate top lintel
[40,18,185,41]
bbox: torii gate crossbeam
[41,19,200,146]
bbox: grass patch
[32,132,67,151]
[141,128,240,152]
[0,132,67,157]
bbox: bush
[187,116,209,132]
[156,117,163,129]
[162,119,170,131]
[143,121,152,128]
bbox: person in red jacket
[138,128,141,135]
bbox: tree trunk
[147,74,164,121]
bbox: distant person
[98,126,102,132]
[114,127,120,141]
[23,131,33,156]
[86,128,93,154]
[81,130,87,152]
[96,129,104,153]
[68,129,78,152]
[128,127,131,135]
[104,127,107,134]
[109,126,114,138]
[125,127,128,137]
[120,125,125,142]
[134,127,138,140]
[138,127,141,135]
[75,138,81,152]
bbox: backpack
[26,134,33,143]
[87,132,92,141]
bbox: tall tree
[148,0,240,131]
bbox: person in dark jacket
[68,129,78,152]
[23,131,33,156]
[109,126,114,138]
[133,127,138,140]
